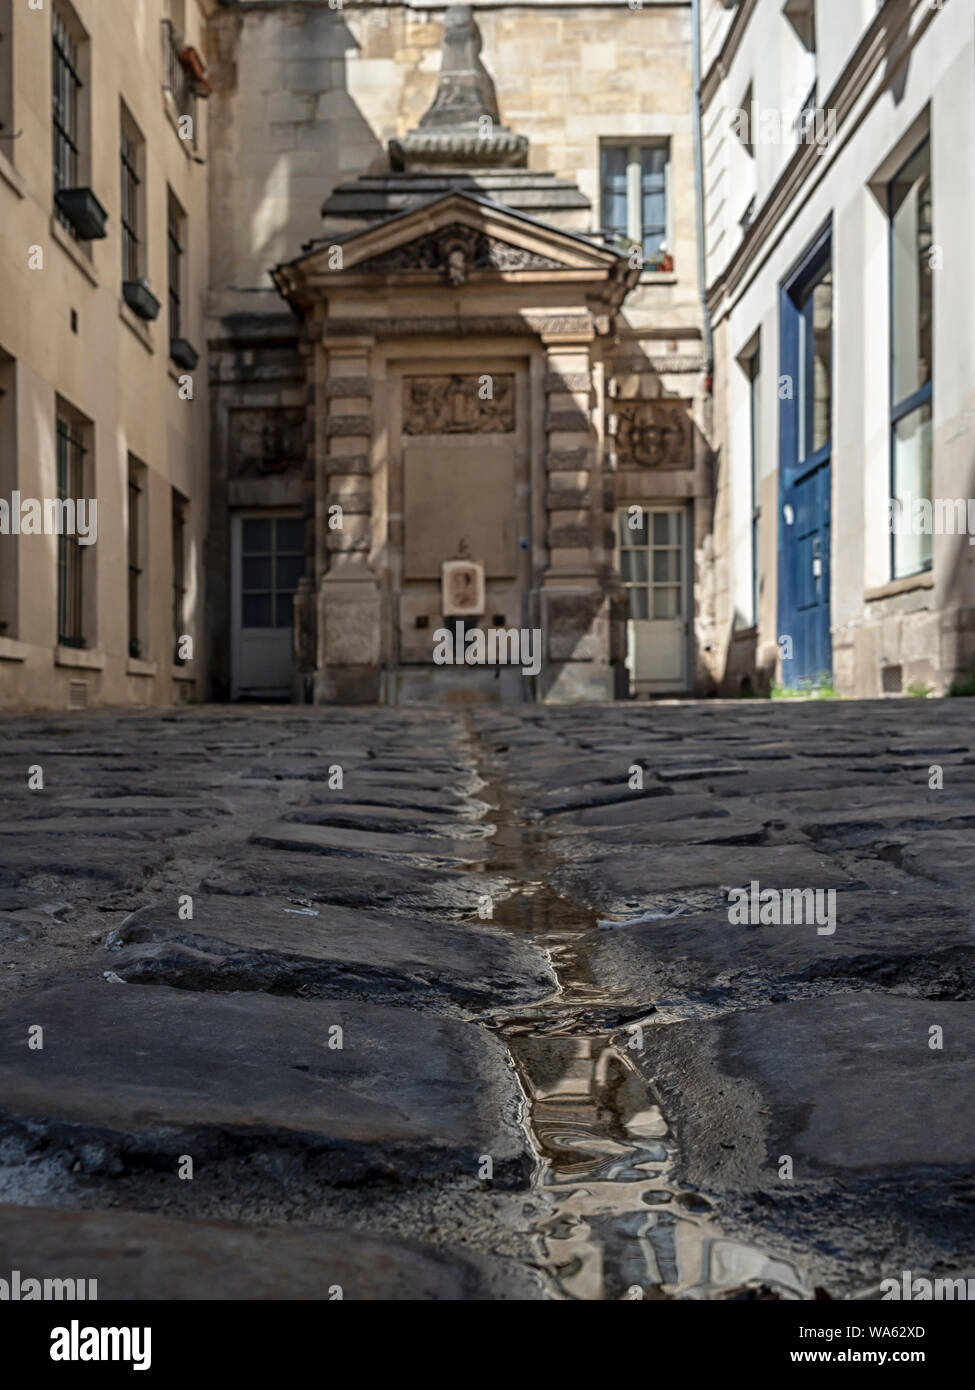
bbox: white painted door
[231,513,306,699]
[618,505,689,693]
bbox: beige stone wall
[207,2,700,324]
[206,0,713,699]
[0,0,213,711]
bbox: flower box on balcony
[170,338,199,370]
[123,278,162,322]
[178,46,212,96]
[55,187,108,241]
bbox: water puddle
[463,721,810,1301]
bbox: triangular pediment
[273,191,624,301]
[356,222,570,276]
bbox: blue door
[778,226,833,685]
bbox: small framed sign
[441,559,485,617]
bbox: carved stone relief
[614,399,692,470]
[358,224,567,283]
[403,373,515,434]
[229,407,305,477]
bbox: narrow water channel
[462,718,810,1302]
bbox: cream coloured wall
[0,0,213,711]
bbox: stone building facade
[701,0,975,696]
[206,0,714,703]
[0,0,213,711]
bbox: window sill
[172,665,196,682]
[50,215,99,287]
[0,149,25,200]
[55,645,106,670]
[119,298,154,353]
[126,656,158,677]
[865,572,935,603]
[0,635,29,662]
[638,271,678,285]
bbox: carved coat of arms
[615,400,692,470]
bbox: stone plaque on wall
[229,407,305,477]
[404,445,516,579]
[442,559,485,617]
[403,374,515,435]
[615,399,692,470]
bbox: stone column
[314,334,382,703]
[540,323,613,701]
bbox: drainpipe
[691,0,713,386]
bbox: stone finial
[388,5,528,171]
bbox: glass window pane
[652,511,680,546]
[242,518,271,552]
[802,270,832,456]
[890,140,932,407]
[892,401,933,580]
[653,586,680,619]
[275,592,294,628]
[618,509,648,547]
[627,586,649,620]
[242,593,272,627]
[275,554,306,592]
[653,549,679,583]
[601,146,629,238]
[621,550,649,583]
[242,556,272,590]
[275,517,305,552]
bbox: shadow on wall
[206,4,387,288]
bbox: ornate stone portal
[272,6,640,704]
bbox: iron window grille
[172,495,187,664]
[56,414,85,647]
[167,196,183,341]
[128,473,142,658]
[161,19,196,137]
[120,125,141,282]
[52,8,82,232]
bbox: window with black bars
[167,194,183,341]
[128,470,142,658]
[56,414,85,647]
[52,7,81,231]
[172,494,187,664]
[120,124,141,282]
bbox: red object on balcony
[178,46,211,97]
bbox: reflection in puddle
[467,730,810,1302]
[510,1033,808,1301]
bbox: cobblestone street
[1,701,974,1300]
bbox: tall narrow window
[240,517,306,630]
[56,406,87,647]
[172,491,187,664]
[52,5,82,230]
[600,143,671,270]
[889,138,932,580]
[167,190,184,342]
[128,461,146,659]
[0,0,14,155]
[161,0,196,141]
[797,265,832,464]
[0,351,16,639]
[120,106,144,283]
[747,347,762,627]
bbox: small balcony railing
[162,21,192,114]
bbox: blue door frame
[778,222,833,686]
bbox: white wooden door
[231,512,305,699]
[618,505,690,693]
